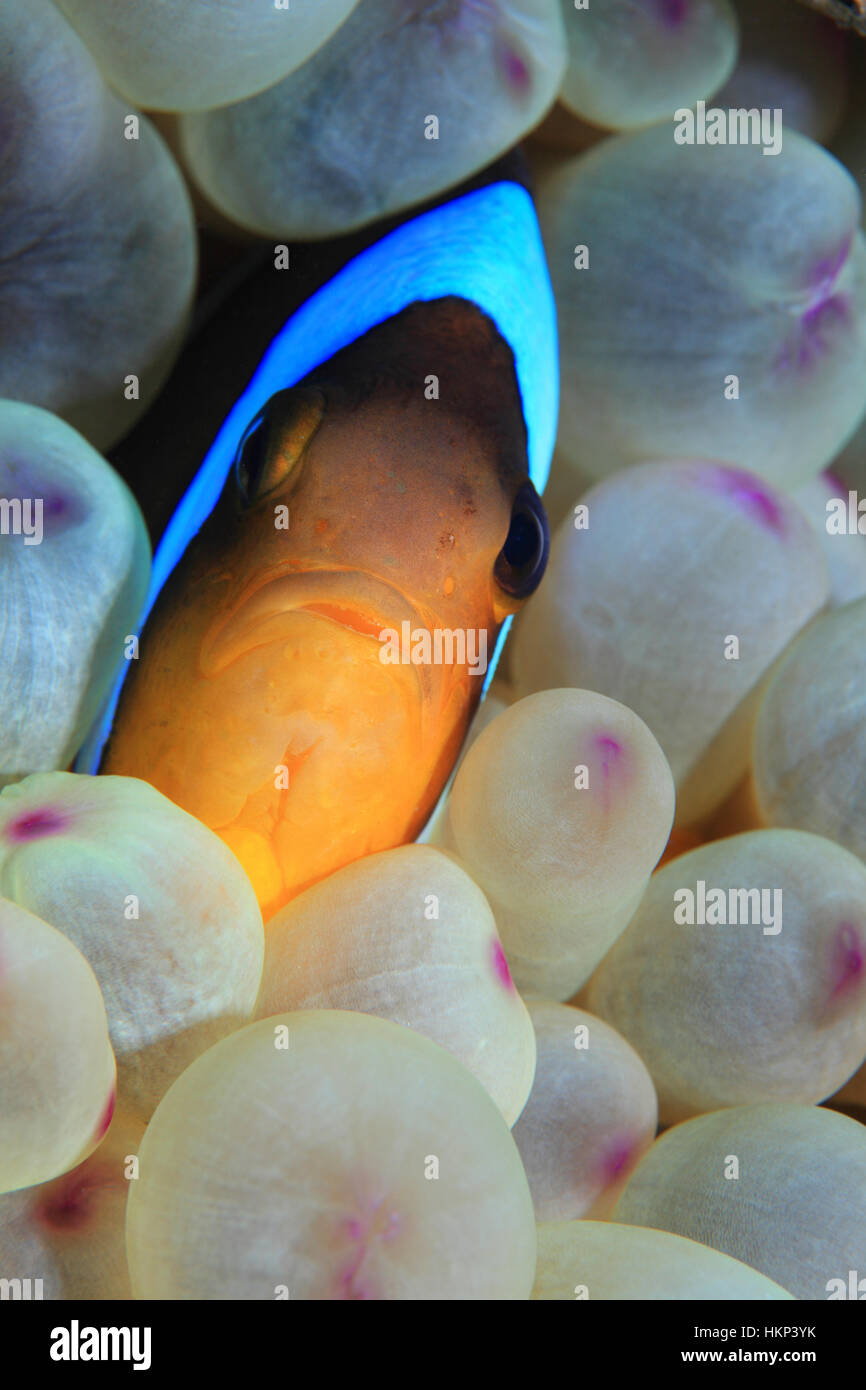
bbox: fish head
[103,298,549,914]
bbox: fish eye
[234,411,271,505]
[234,388,326,507]
[494,482,549,598]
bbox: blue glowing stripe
[482,614,512,699]
[77,180,557,773]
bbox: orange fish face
[103,299,548,917]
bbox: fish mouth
[199,565,431,678]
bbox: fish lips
[198,566,431,679]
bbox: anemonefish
[80,180,557,919]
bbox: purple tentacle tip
[654,0,689,27]
[491,937,514,990]
[501,43,531,94]
[829,923,865,1004]
[37,1171,98,1234]
[0,463,87,537]
[95,1087,116,1142]
[595,734,622,776]
[798,293,850,368]
[712,467,785,534]
[778,237,853,373]
[602,1137,634,1182]
[6,807,69,842]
